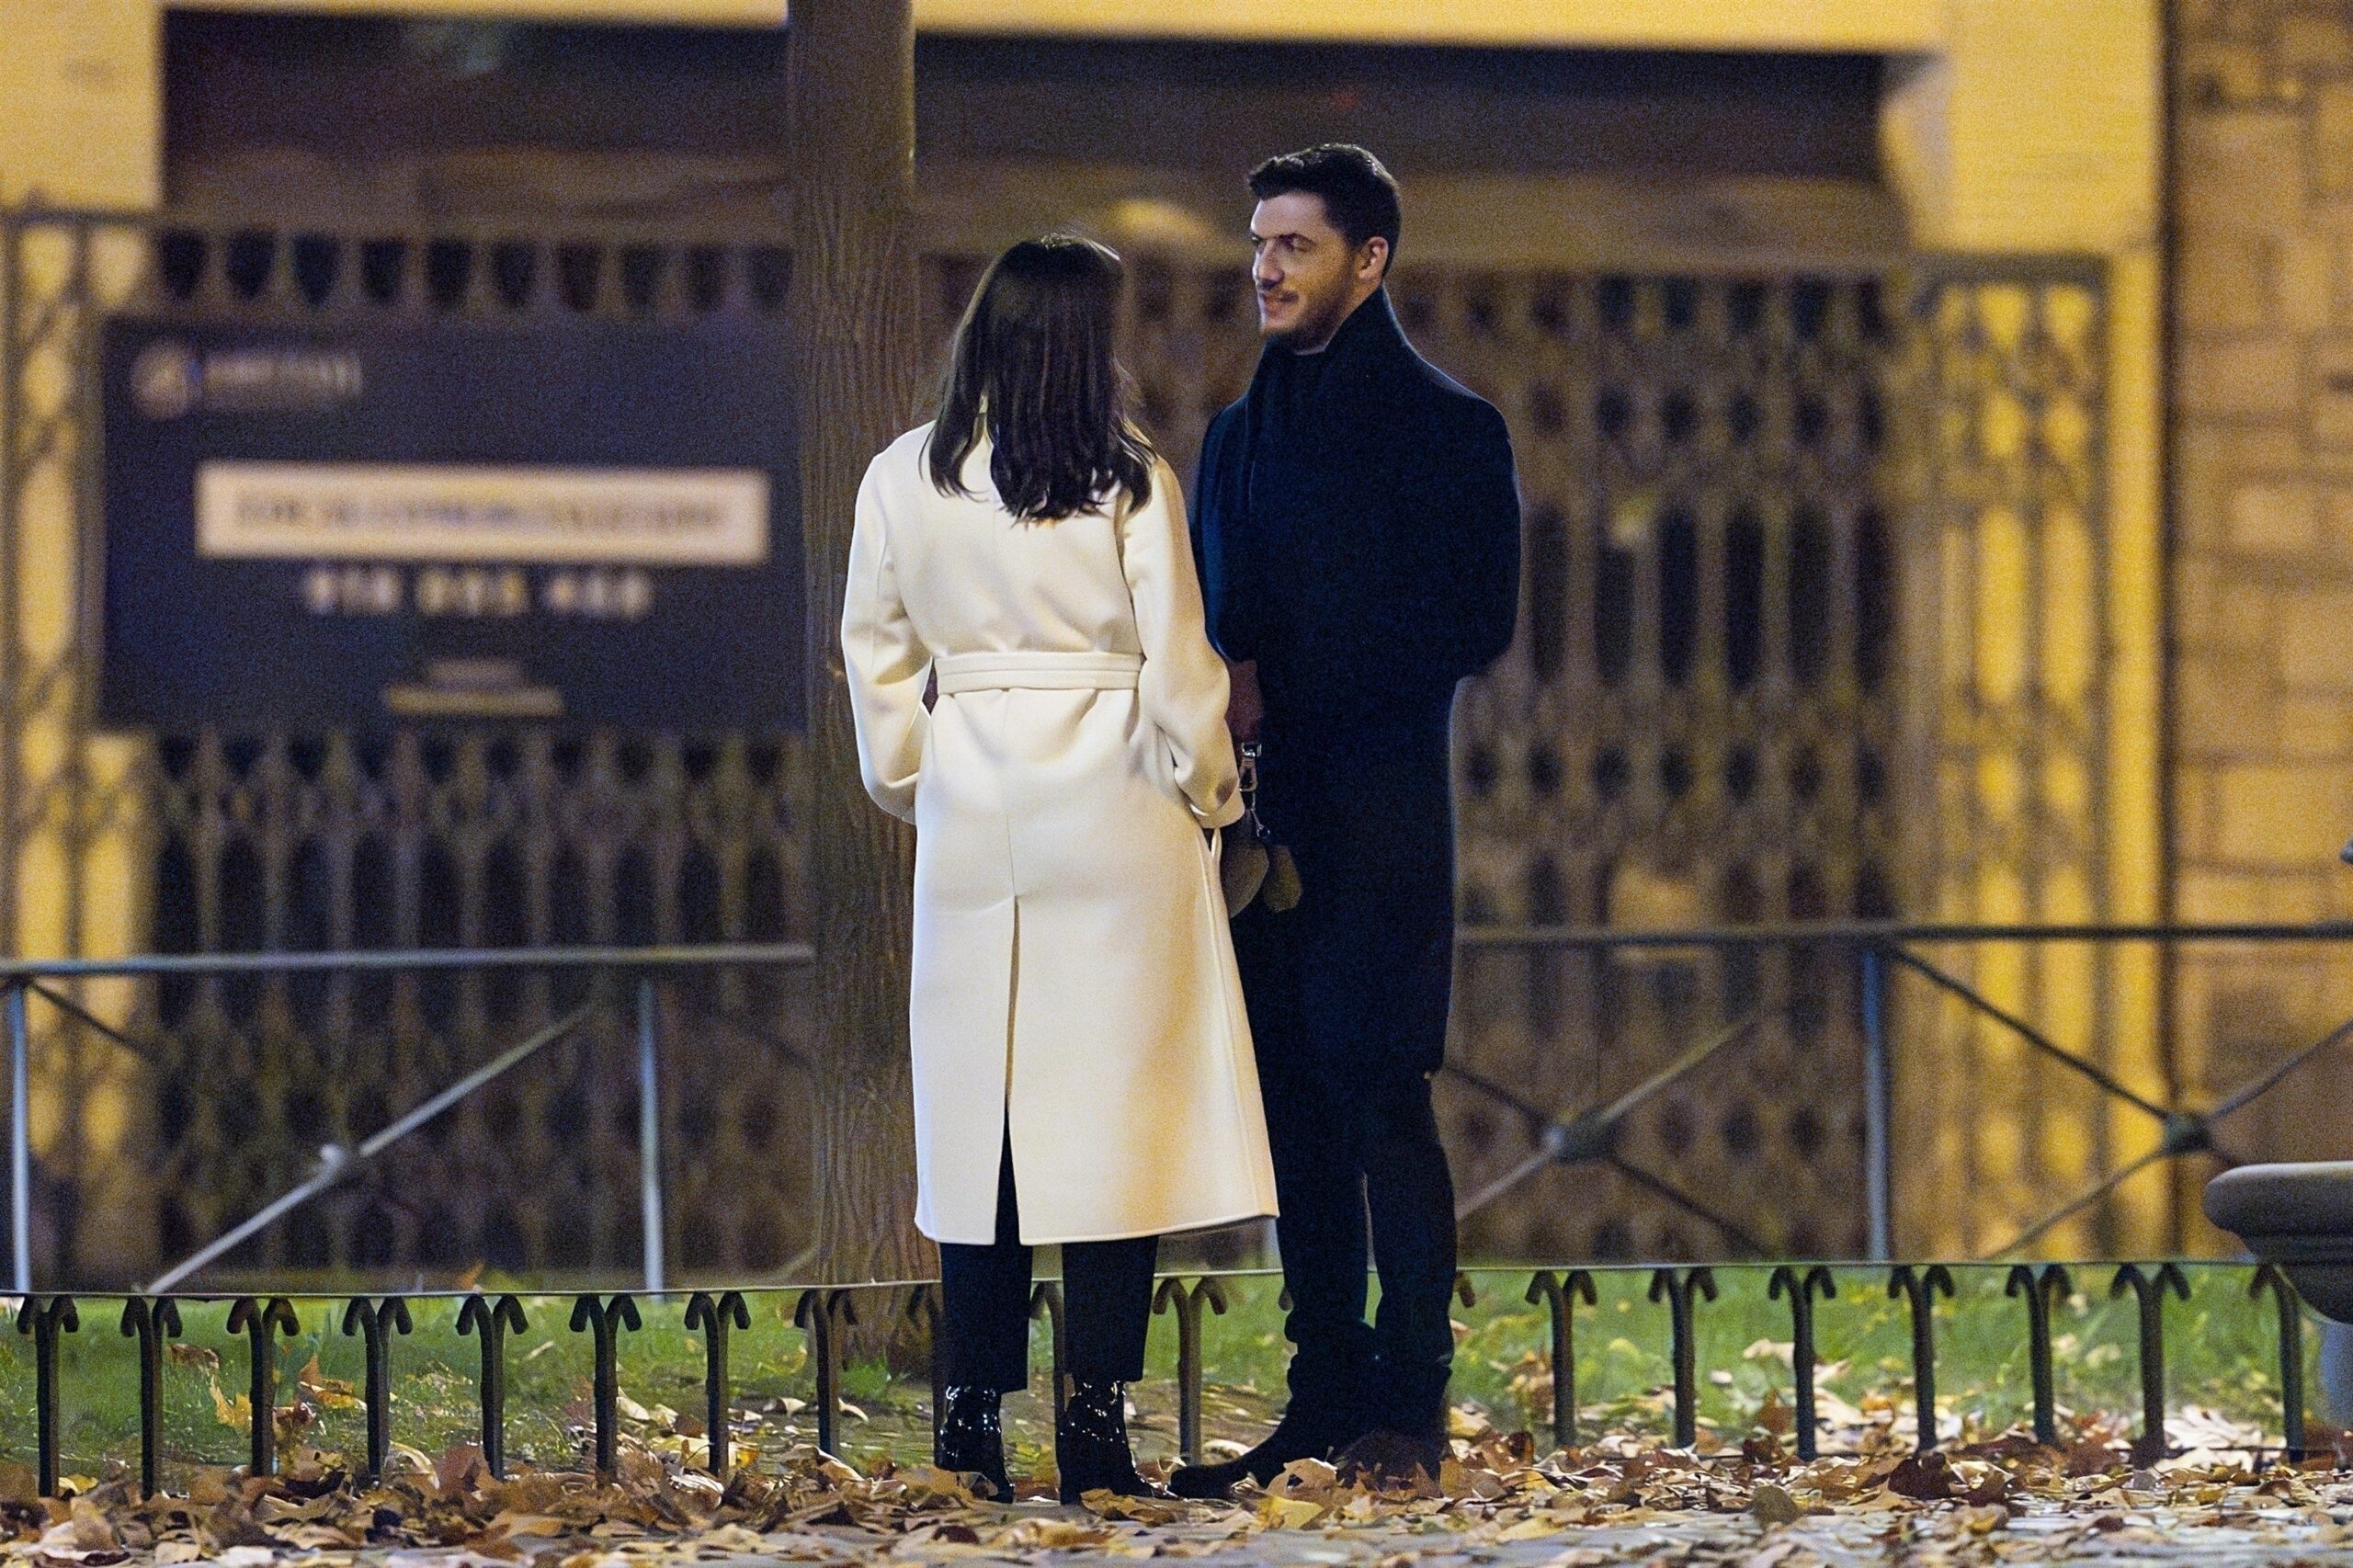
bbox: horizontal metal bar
[17,922,2325,982]
[0,203,794,246]
[11,1256,2281,1305]
[8,926,2348,980]
[1457,919,2353,950]
[0,942,814,982]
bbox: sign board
[99,315,801,731]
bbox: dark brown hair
[927,235,1155,521]
[1247,143,1402,272]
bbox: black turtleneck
[1259,328,1335,437]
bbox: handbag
[1222,741,1302,918]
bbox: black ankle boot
[936,1385,1011,1500]
[1056,1378,1154,1504]
[1166,1399,1367,1500]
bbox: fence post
[1887,1265,1954,1452]
[227,1297,300,1477]
[340,1297,414,1481]
[2250,1266,2307,1465]
[1152,1277,1228,1465]
[1860,945,1893,1262]
[1768,1266,1836,1460]
[2005,1263,2072,1447]
[9,979,29,1293]
[637,977,665,1294]
[119,1298,181,1498]
[686,1290,751,1480]
[2111,1263,2188,1465]
[18,1295,77,1496]
[458,1293,529,1479]
[1524,1269,1596,1452]
[570,1294,645,1480]
[1647,1267,1716,1449]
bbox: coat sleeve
[1126,460,1245,830]
[1190,411,1260,662]
[839,454,932,824]
[1433,399,1524,681]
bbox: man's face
[1250,191,1378,349]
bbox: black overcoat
[1192,288,1521,1074]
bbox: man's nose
[1254,253,1282,289]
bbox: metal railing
[0,944,814,1298]
[1447,919,2353,1261]
[0,927,2338,1499]
[9,920,2350,1297]
[0,1258,2313,1500]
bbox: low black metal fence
[0,944,815,1294]
[0,1257,2322,1501]
[10,921,2351,1294]
[0,926,2347,1499]
[1451,918,2353,1259]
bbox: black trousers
[937,1138,1159,1393]
[1233,868,1460,1433]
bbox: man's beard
[1262,285,1352,351]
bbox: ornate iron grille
[3,213,2109,1278]
[2,213,815,1282]
[1431,274,1901,1261]
[1895,266,2120,1257]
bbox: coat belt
[934,651,1144,695]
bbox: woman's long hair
[927,235,1155,521]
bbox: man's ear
[1358,236,1391,282]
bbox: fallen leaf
[210,1383,252,1432]
[165,1344,220,1375]
[436,1444,485,1498]
[1257,1495,1324,1529]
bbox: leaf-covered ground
[7,1386,2353,1566]
[3,1267,2344,1562]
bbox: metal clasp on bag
[1232,740,1300,913]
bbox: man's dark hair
[1247,144,1401,270]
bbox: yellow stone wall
[1881,4,2172,1256]
[0,0,2177,1259]
[2,2,165,1267]
[2169,1,2353,1217]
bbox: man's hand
[1225,658,1264,744]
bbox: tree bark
[788,0,927,1299]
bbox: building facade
[9,0,2298,1280]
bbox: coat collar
[1243,286,1415,422]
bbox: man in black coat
[1172,144,1521,1495]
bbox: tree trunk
[788,0,928,1303]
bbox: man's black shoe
[1166,1405,1367,1500]
[1333,1426,1447,1491]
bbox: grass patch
[0,1261,2310,1485]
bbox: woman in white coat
[842,236,1277,1502]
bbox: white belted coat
[840,424,1279,1244]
